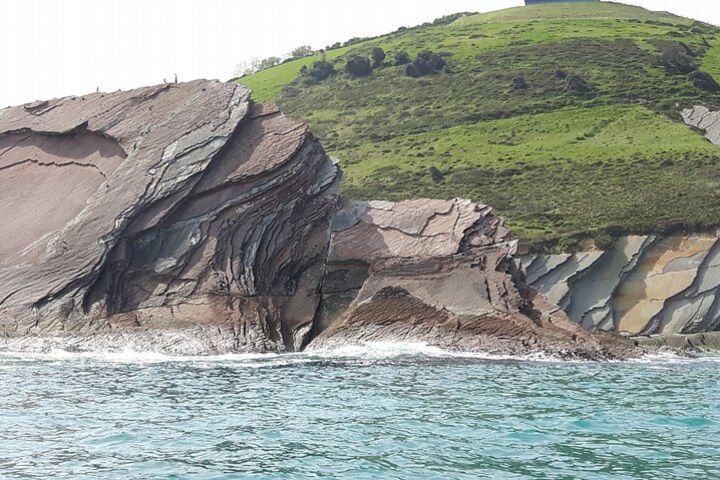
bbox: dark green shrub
[371,47,386,67]
[417,51,447,71]
[512,76,528,90]
[688,71,720,92]
[299,60,336,84]
[405,63,421,78]
[403,51,446,77]
[345,56,373,77]
[309,60,336,82]
[565,75,591,94]
[395,51,410,65]
[429,166,444,183]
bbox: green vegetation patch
[454,2,694,25]
[238,2,720,250]
[701,38,720,82]
[338,105,720,248]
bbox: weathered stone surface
[523,234,720,335]
[314,198,513,334]
[310,200,636,360]
[0,83,639,358]
[636,331,720,351]
[682,105,720,145]
[0,81,340,352]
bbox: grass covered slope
[239,2,720,250]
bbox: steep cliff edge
[0,81,340,353]
[0,82,635,358]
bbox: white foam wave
[0,348,286,365]
[629,351,720,364]
[308,341,567,362]
[0,342,558,365]
[1,341,718,366]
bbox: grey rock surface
[523,234,720,335]
[682,105,720,145]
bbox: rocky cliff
[0,81,340,353]
[522,234,720,336]
[310,199,633,359]
[0,81,635,358]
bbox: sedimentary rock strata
[314,199,510,333]
[0,82,636,358]
[522,234,720,335]
[310,199,635,359]
[0,81,340,352]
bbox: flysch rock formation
[0,81,636,358]
[309,199,636,359]
[0,80,340,353]
[522,234,720,335]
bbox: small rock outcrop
[310,199,636,359]
[0,81,636,358]
[522,234,720,335]
[682,105,720,145]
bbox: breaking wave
[1,340,717,366]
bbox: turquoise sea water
[1,344,719,479]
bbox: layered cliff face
[517,107,720,338]
[0,81,636,358]
[522,234,720,335]
[0,81,340,352]
[310,199,635,359]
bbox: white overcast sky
[0,1,718,108]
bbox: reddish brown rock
[0,81,340,352]
[0,82,636,358]
[310,199,637,360]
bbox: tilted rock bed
[522,234,720,336]
[0,81,636,359]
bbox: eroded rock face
[522,234,720,335]
[314,199,511,334]
[0,83,636,358]
[0,81,340,352]
[310,199,635,359]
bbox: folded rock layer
[0,81,635,358]
[0,81,340,352]
[311,199,635,359]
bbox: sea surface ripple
[1,343,719,479]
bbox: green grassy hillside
[239,2,720,251]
